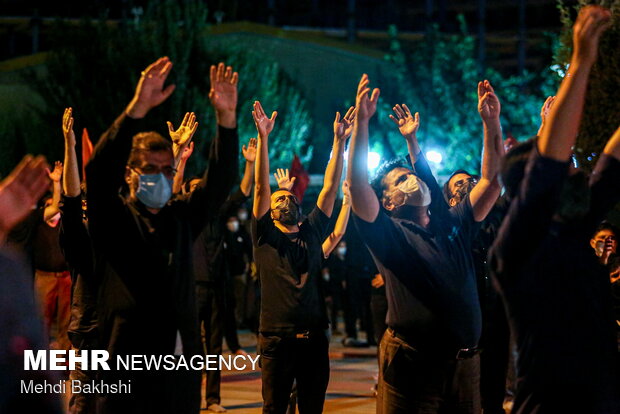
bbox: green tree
[24,0,313,178]
[375,18,557,176]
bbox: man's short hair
[370,157,423,205]
[442,169,473,202]
[500,137,537,201]
[593,221,619,238]
[127,132,172,167]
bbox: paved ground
[212,329,379,413]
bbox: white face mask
[390,174,431,208]
[226,220,240,233]
[336,247,347,257]
[237,211,248,221]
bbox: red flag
[290,154,309,203]
[81,128,93,180]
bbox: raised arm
[44,161,63,222]
[318,106,355,217]
[538,5,611,161]
[347,74,381,222]
[252,101,278,219]
[62,108,80,197]
[468,80,503,221]
[173,142,194,194]
[322,181,352,257]
[389,103,421,164]
[240,138,257,197]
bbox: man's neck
[274,221,299,233]
[393,205,430,228]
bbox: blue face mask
[135,173,172,209]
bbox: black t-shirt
[354,196,481,351]
[33,218,68,273]
[489,149,620,412]
[252,206,330,333]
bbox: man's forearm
[63,141,81,197]
[538,62,591,161]
[240,161,255,197]
[405,136,421,165]
[603,125,620,161]
[481,119,502,180]
[253,135,271,218]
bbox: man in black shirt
[346,75,502,413]
[489,6,619,413]
[251,101,353,413]
[86,57,238,414]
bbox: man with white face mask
[346,75,502,414]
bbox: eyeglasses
[131,165,177,178]
[453,177,478,189]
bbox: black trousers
[259,331,330,414]
[223,278,242,353]
[378,329,481,414]
[343,275,374,342]
[196,283,224,406]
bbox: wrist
[216,109,236,129]
[125,99,149,119]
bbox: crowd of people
[0,4,619,414]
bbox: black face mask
[451,179,477,205]
[272,197,301,226]
[556,171,590,222]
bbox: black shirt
[353,154,481,351]
[59,195,98,347]
[489,148,620,413]
[193,188,249,284]
[252,206,330,333]
[86,112,238,358]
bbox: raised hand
[252,101,278,139]
[62,107,76,147]
[48,161,63,182]
[0,155,49,238]
[274,168,296,191]
[334,106,357,141]
[180,142,195,163]
[127,57,176,119]
[477,80,501,122]
[355,74,380,122]
[167,112,198,148]
[572,5,612,66]
[389,104,420,139]
[540,96,556,122]
[242,138,258,163]
[209,62,238,114]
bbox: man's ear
[449,197,457,207]
[590,238,597,250]
[125,166,133,185]
[382,196,394,212]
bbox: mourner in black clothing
[489,7,619,413]
[251,101,354,414]
[347,74,503,413]
[86,57,238,414]
[194,136,255,413]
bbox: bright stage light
[368,151,381,170]
[425,150,443,164]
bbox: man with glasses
[86,57,239,414]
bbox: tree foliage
[556,0,620,169]
[22,0,313,178]
[374,17,558,176]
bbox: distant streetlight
[426,150,443,164]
